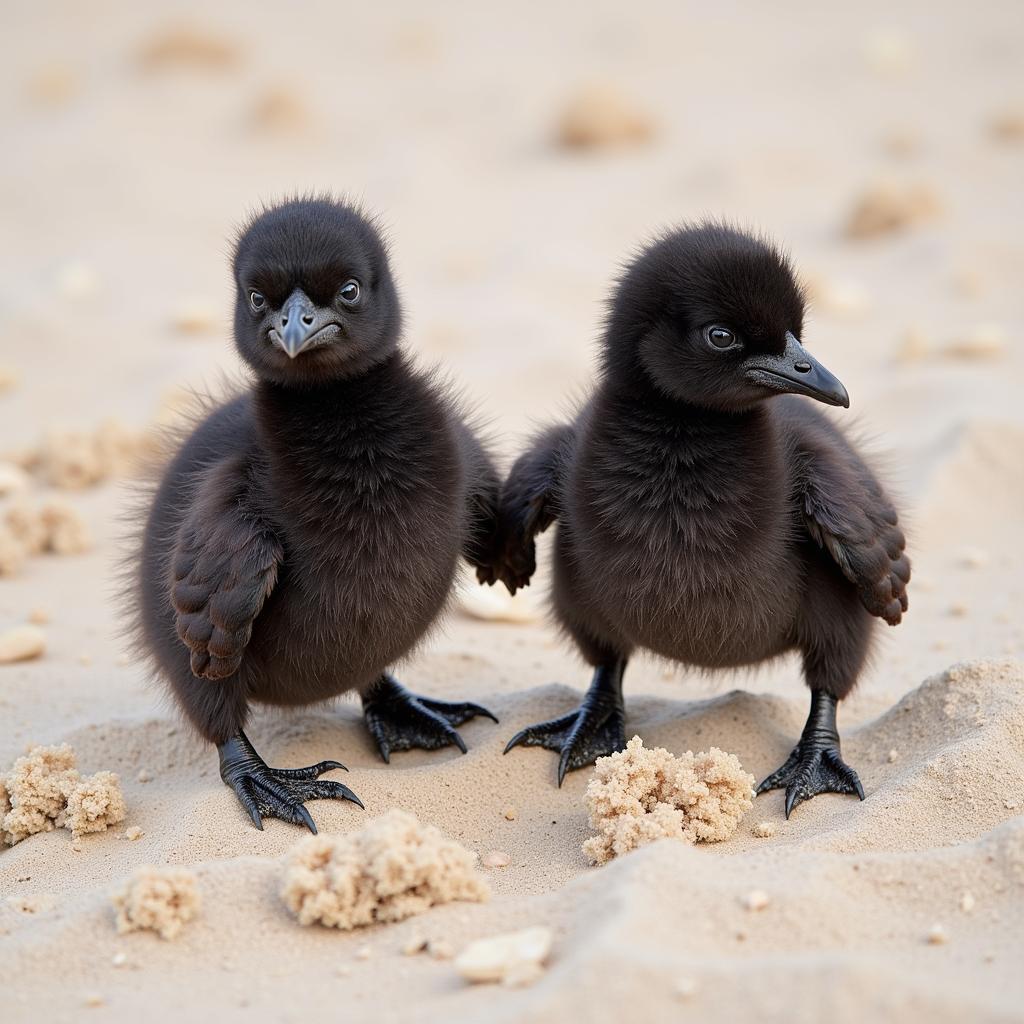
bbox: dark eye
[249,290,266,312]
[338,280,360,305]
[704,325,737,350]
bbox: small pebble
[0,625,46,664]
[428,939,454,960]
[942,324,1006,361]
[401,934,428,956]
[743,889,770,912]
[673,977,700,999]
[751,821,777,839]
[354,946,372,961]
[171,301,217,335]
[502,806,518,821]
[28,608,50,625]
[948,603,968,618]
[926,924,949,945]
[989,108,1024,143]
[960,891,976,913]
[83,993,105,1008]
[555,83,654,150]
[124,826,144,841]
[454,926,552,986]
[958,548,990,570]
[111,952,128,968]
[481,850,511,868]
[888,749,900,763]
[137,769,153,783]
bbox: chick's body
[496,223,908,815]
[133,198,499,831]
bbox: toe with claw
[218,731,362,832]
[756,689,865,817]
[504,660,627,785]
[362,674,497,763]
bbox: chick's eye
[249,291,266,312]
[338,280,360,305]
[705,325,737,350]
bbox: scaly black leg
[217,731,362,833]
[361,674,498,763]
[756,690,865,817]
[504,659,627,785]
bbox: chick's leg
[361,674,497,763]
[218,731,362,833]
[755,690,864,817]
[504,658,627,786]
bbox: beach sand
[1,1,1022,1020]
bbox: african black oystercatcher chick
[132,197,500,831]
[492,223,909,816]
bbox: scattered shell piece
[111,952,128,968]
[556,84,654,150]
[83,993,105,1009]
[989,108,1024,143]
[112,865,201,940]
[674,977,700,999]
[942,324,1006,361]
[64,772,126,838]
[948,603,968,618]
[743,889,770,912]
[0,462,30,496]
[171,300,217,335]
[926,924,949,945]
[137,25,238,71]
[354,946,372,961]
[458,584,539,624]
[844,182,942,239]
[455,926,553,987]
[137,769,154,783]
[582,736,754,865]
[0,625,46,665]
[481,850,511,868]
[888,749,900,763]
[124,825,144,841]
[960,891,976,913]
[0,526,27,577]
[503,806,518,821]
[1005,799,1019,810]
[280,810,489,929]
[751,820,777,839]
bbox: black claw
[217,731,361,832]
[362,675,495,762]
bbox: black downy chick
[492,223,910,816]
[132,197,500,831]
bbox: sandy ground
[1,1,1023,1021]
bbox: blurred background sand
[1,1,1022,1021]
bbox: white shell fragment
[455,926,553,987]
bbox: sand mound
[280,810,490,929]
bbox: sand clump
[112,866,201,940]
[555,84,654,150]
[280,810,490,930]
[583,736,754,865]
[455,926,554,987]
[1,744,126,845]
[844,181,942,238]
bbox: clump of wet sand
[112,866,201,940]
[583,736,754,865]
[1,744,126,845]
[280,809,489,929]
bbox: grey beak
[743,332,850,409]
[273,289,324,359]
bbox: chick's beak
[272,289,334,359]
[743,332,850,408]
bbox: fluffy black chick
[492,223,910,816]
[132,197,500,832]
